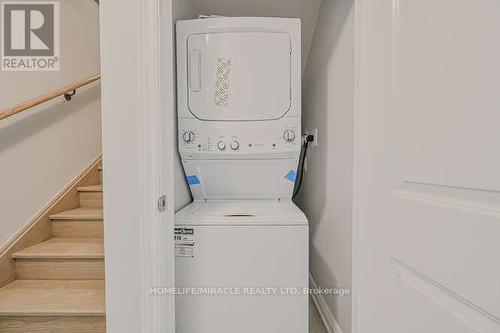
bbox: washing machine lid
[175,200,307,226]
[187,31,292,121]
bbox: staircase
[0,167,105,332]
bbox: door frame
[100,0,175,332]
[352,0,364,330]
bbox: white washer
[175,201,308,333]
[175,17,308,333]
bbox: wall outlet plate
[306,129,318,147]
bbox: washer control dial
[182,131,195,143]
[217,141,226,151]
[283,129,296,142]
[230,141,240,150]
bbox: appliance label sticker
[174,227,195,257]
[284,170,297,182]
[186,175,200,185]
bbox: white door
[100,0,175,332]
[353,1,500,332]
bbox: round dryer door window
[187,32,292,121]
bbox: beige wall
[0,0,101,247]
[296,0,355,331]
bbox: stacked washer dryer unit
[175,17,308,333]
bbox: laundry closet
[100,0,500,331]
[171,1,354,333]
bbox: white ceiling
[189,0,322,72]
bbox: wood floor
[309,297,328,333]
[0,166,105,332]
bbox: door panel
[354,0,500,332]
[395,259,499,333]
[401,0,500,191]
[187,32,291,121]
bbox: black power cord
[293,134,314,198]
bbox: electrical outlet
[306,129,318,147]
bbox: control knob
[230,141,240,150]
[217,141,226,151]
[283,130,296,142]
[182,131,195,143]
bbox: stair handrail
[0,73,101,121]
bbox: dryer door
[187,32,291,121]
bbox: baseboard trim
[310,274,343,333]
[0,154,102,287]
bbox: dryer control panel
[179,117,301,160]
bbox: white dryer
[175,17,308,333]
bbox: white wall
[189,0,321,73]
[101,0,175,331]
[0,0,101,247]
[100,0,142,330]
[172,0,195,212]
[296,0,355,332]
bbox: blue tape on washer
[186,175,200,185]
[284,170,297,182]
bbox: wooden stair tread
[11,238,104,259]
[50,208,103,220]
[77,185,103,192]
[0,280,105,316]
